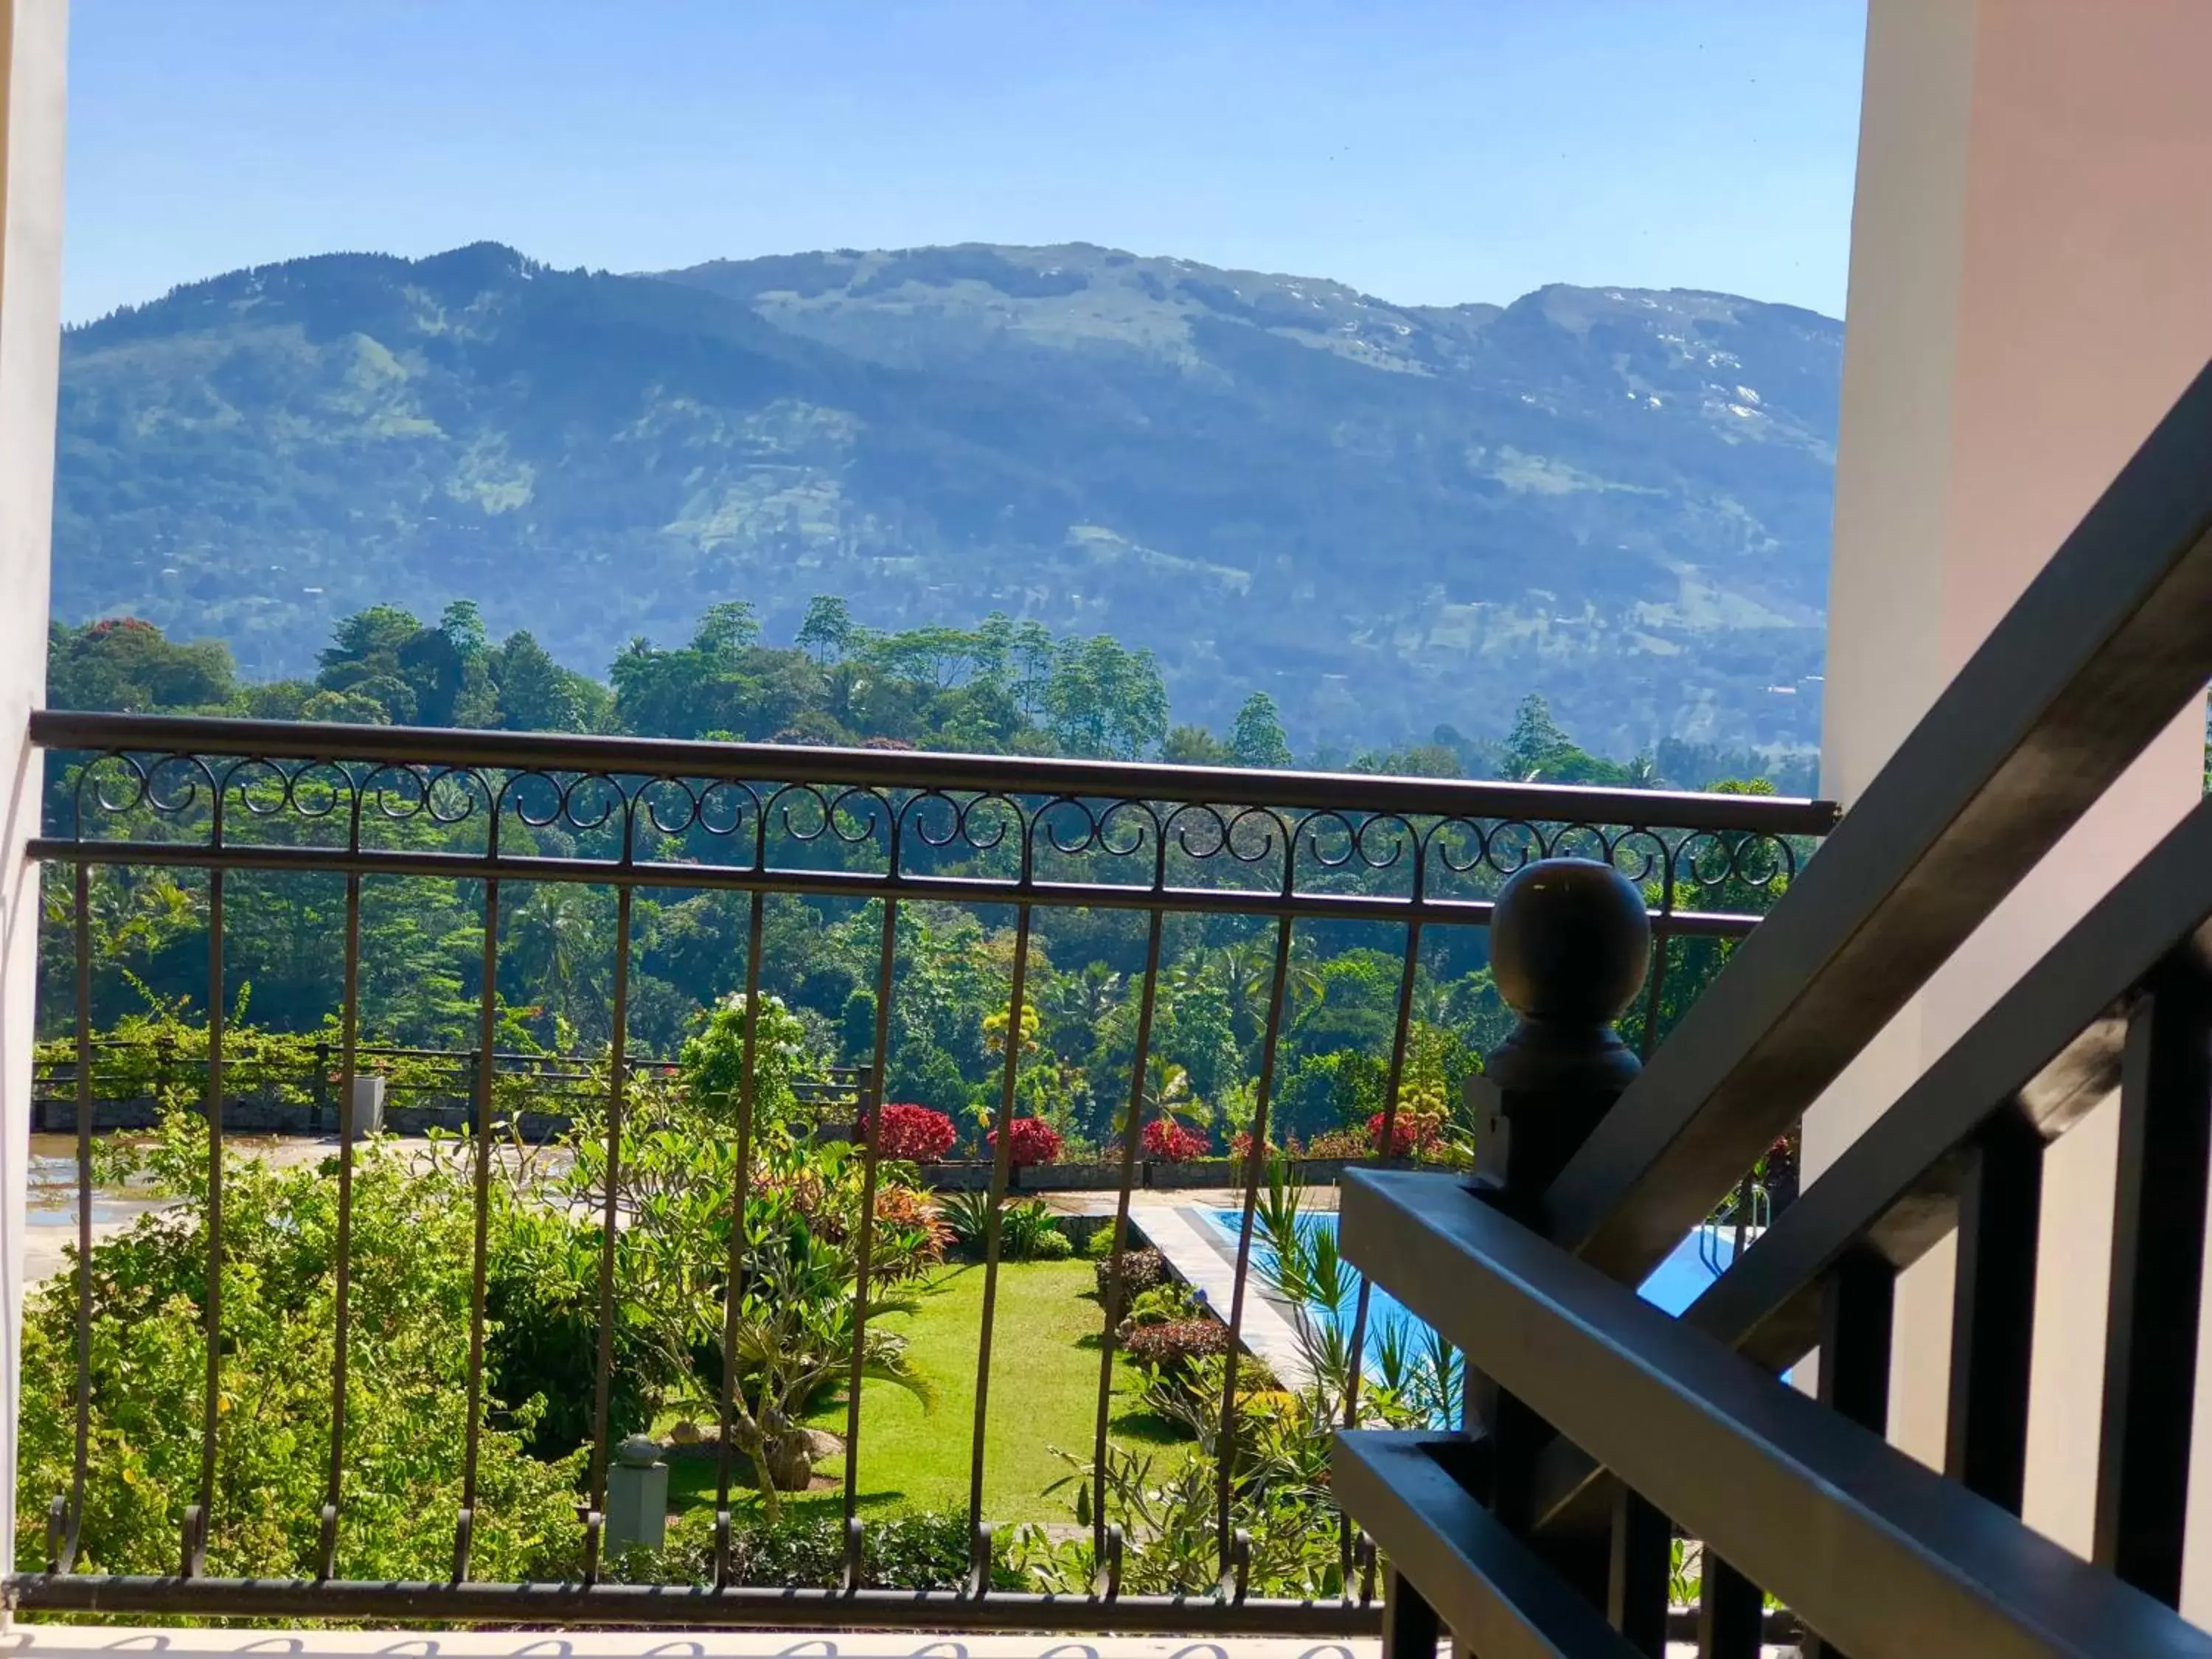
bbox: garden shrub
[609,1506,1022,1590]
[1367,1106,1444,1157]
[936,1186,992,1252]
[988,1116,1062,1166]
[14,1112,585,1582]
[1118,1280,1201,1333]
[557,1096,939,1508]
[998,1197,1068,1261]
[1229,1130,1278,1166]
[676,991,816,1129]
[863,1102,958,1162]
[1093,1245,1165,1300]
[1119,1318,1229,1371]
[1299,1126,1368,1159]
[869,1184,953,1262]
[1141,1119,1206,1162]
[487,1197,669,1459]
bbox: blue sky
[63,1,1866,326]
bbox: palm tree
[1043,961,1123,1053]
[506,886,602,1040]
[1127,1055,1209,1135]
[1208,936,1324,1037]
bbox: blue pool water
[1206,1207,1738,1357]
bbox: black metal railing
[1335,358,2212,1657]
[12,710,1829,1631]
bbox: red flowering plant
[1229,1130,1279,1166]
[1141,1119,1207,1163]
[988,1116,1063,1166]
[862,1102,958,1163]
[1367,1107,1445,1158]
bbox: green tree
[46,618,236,713]
[489,629,605,733]
[1162,725,1233,764]
[1043,635,1169,759]
[1229,692,1294,769]
[693,599,760,660]
[796,595,856,664]
[1496,694,1630,785]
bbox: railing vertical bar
[184,866,226,1579]
[2093,955,2212,1606]
[1636,852,1678,1063]
[1607,1487,1669,1658]
[1339,914,1422,1578]
[1819,1251,1896,1432]
[714,887,768,1587]
[1696,1551,1764,1659]
[1379,1564,1439,1659]
[57,861,94,1572]
[1215,910,1295,1576]
[317,872,364,1579]
[1944,1110,2043,1514]
[583,885,635,1582]
[966,903,1032,1559]
[455,874,502,1582]
[1795,1251,1895,1659]
[1089,907,1166,1571]
[842,895,900,1586]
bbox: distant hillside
[52,240,1841,754]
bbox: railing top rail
[27,709,1840,836]
[1546,355,2212,1281]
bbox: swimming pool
[1204,1206,1739,1359]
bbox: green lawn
[668,1259,1186,1525]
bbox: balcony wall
[1816,0,2212,1604]
[0,0,71,1587]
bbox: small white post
[349,1074,386,1138]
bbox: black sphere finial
[1490,858,1651,1026]
[1484,858,1649,1102]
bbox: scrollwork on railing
[45,737,1818,931]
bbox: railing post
[1464,858,1652,1632]
[1468,858,1649,1205]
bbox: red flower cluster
[988,1116,1063,1166]
[1368,1110,1444,1157]
[1141,1119,1207,1163]
[1229,1130,1277,1164]
[863,1102,958,1162]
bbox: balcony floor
[3,1630,1382,1659]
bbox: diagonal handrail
[1340,1170,2212,1659]
[1546,357,2212,1284]
[1530,790,2212,1532]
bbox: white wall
[0,0,67,1585]
[1816,0,2212,1609]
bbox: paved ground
[1035,1186,1341,1215]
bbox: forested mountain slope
[53,240,1840,754]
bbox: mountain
[52,240,1841,755]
